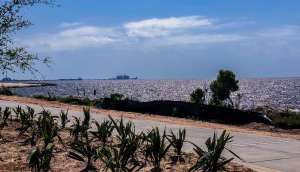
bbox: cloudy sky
[8,0,300,79]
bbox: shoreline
[0,82,56,88]
[0,95,300,141]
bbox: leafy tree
[110,93,124,101]
[209,69,239,106]
[190,88,205,104]
[0,0,59,77]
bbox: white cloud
[257,25,300,38]
[17,26,122,51]
[124,16,215,37]
[59,26,121,37]
[60,22,82,27]
[149,34,249,45]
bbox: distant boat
[112,75,137,80]
[58,77,83,81]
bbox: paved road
[1,100,299,172]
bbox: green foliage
[82,98,94,106]
[189,130,243,172]
[0,86,14,96]
[60,110,70,129]
[2,107,12,125]
[70,101,79,105]
[37,109,62,148]
[110,93,124,101]
[69,117,82,141]
[57,95,76,103]
[190,88,205,104]
[13,105,22,120]
[208,99,232,108]
[0,0,57,77]
[167,128,186,156]
[97,136,142,172]
[90,119,114,144]
[45,96,57,101]
[108,115,134,141]
[27,143,55,172]
[68,134,98,169]
[209,69,239,106]
[69,111,90,141]
[270,111,300,125]
[33,94,45,99]
[145,127,172,170]
[82,107,91,128]
[33,94,95,106]
[172,107,177,116]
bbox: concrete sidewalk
[1,100,299,172]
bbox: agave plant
[189,130,244,172]
[97,136,143,172]
[27,143,55,172]
[90,119,114,144]
[59,110,70,129]
[13,105,22,120]
[167,128,186,156]
[69,116,82,141]
[145,127,172,170]
[108,115,134,141]
[26,105,35,122]
[82,107,91,128]
[68,134,98,169]
[2,107,12,126]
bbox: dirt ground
[1,95,300,141]
[0,121,255,172]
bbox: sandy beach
[1,82,43,88]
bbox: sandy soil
[1,95,300,141]
[0,121,255,172]
[0,83,43,88]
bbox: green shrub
[269,112,300,125]
[0,86,14,96]
[33,94,45,99]
[110,93,124,101]
[45,96,57,101]
[82,98,94,106]
[70,101,79,105]
[209,69,239,106]
[189,130,243,172]
[57,95,76,103]
[190,88,205,104]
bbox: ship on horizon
[110,75,137,80]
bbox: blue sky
[7,0,300,79]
